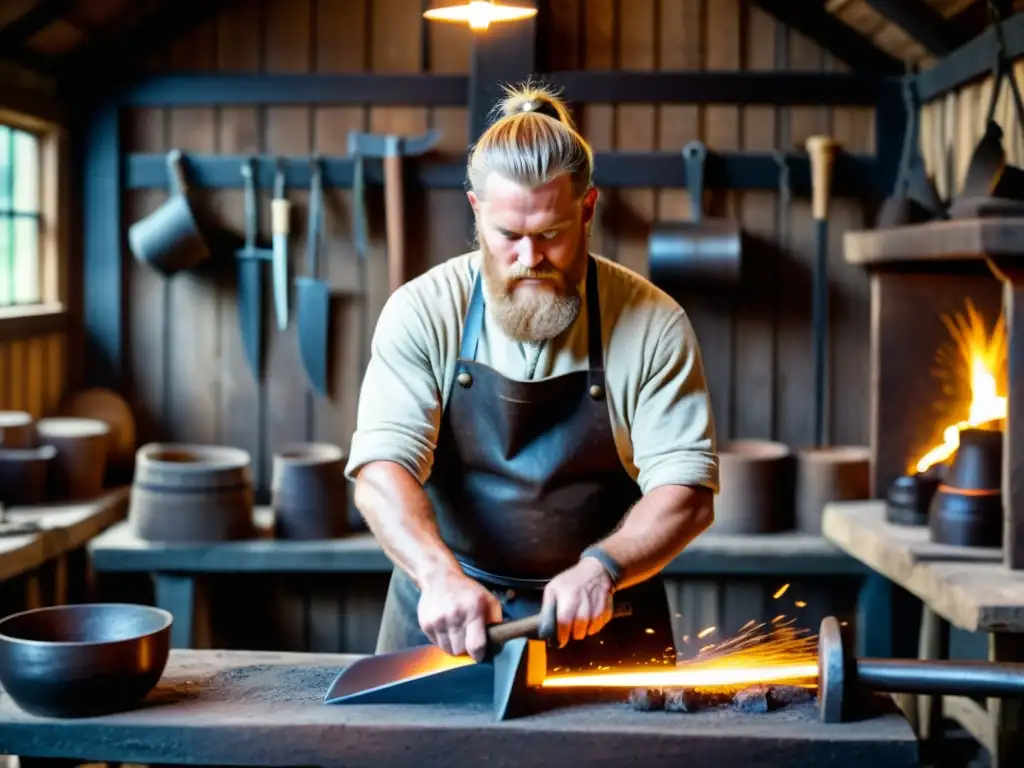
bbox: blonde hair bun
[499,83,572,126]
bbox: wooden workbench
[88,508,877,654]
[0,487,129,612]
[823,499,1023,767]
[0,649,918,768]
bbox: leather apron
[376,256,676,672]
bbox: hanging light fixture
[423,1,537,32]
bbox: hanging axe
[346,129,440,294]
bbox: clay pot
[886,470,941,527]
[0,411,36,450]
[0,444,57,506]
[129,443,255,542]
[271,442,348,540]
[795,445,871,534]
[59,388,136,481]
[930,428,1003,548]
[35,417,111,500]
[712,440,794,534]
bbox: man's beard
[480,241,584,343]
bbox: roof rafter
[754,0,904,74]
[861,0,973,56]
[0,0,70,75]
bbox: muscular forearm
[353,460,462,587]
[595,484,714,589]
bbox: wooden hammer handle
[806,135,839,221]
[486,602,634,646]
[384,154,405,294]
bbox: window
[0,124,41,307]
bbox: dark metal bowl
[0,602,172,718]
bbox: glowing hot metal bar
[542,662,818,689]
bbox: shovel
[296,156,330,397]
[324,602,633,706]
[647,141,742,286]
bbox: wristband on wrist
[580,545,623,586]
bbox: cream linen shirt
[344,251,719,495]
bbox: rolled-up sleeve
[631,311,719,494]
[344,287,444,484]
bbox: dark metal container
[930,428,1003,548]
[0,603,172,718]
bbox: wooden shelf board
[844,217,1024,267]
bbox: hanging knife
[235,158,273,380]
[270,158,290,331]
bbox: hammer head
[347,128,440,158]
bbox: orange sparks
[543,615,819,691]
[697,626,716,639]
[795,601,807,608]
[773,584,790,599]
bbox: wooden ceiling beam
[0,0,70,76]
[52,0,233,93]
[861,0,972,55]
[753,0,904,74]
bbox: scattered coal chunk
[733,684,814,713]
[664,688,731,712]
[628,687,665,711]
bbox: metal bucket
[648,141,742,285]
[128,148,209,276]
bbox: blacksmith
[345,83,718,671]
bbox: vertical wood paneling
[112,1,881,652]
[0,333,66,415]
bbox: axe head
[347,128,440,158]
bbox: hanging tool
[953,1,1024,214]
[648,141,743,286]
[806,135,838,448]
[127,149,210,276]
[346,129,441,294]
[270,159,291,331]
[296,156,331,397]
[877,75,944,228]
[324,603,633,719]
[235,158,273,380]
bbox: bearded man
[345,83,719,669]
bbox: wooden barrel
[795,445,871,534]
[0,444,56,505]
[271,442,348,540]
[0,411,36,450]
[711,440,794,534]
[35,417,111,500]
[129,443,255,542]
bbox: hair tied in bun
[500,83,565,123]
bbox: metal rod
[856,658,1024,697]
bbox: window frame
[0,103,67,339]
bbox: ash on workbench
[627,684,813,714]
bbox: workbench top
[0,649,917,768]
[88,506,867,576]
[823,499,1024,633]
[0,487,129,580]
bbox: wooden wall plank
[777,31,827,448]
[214,0,263,488]
[734,5,780,441]
[165,21,220,446]
[580,0,616,261]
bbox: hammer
[347,129,440,295]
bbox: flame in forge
[912,300,1007,475]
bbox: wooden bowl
[795,445,870,534]
[272,442,348,540]
[713,440,795,534]
[0,411,36,450]
[129,443,255,542]
[0,444,57,505]
[35,417,111,500]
